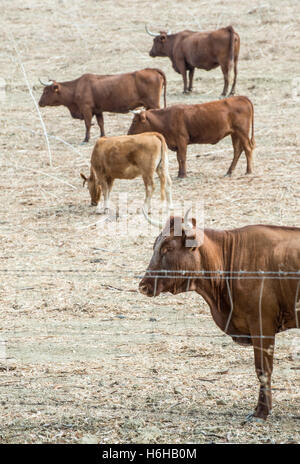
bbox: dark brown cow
[128,96,255,178]
[38,69,167,143]
[139,211,300,421]
[146,25,240,95]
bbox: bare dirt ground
[0,0,300,444]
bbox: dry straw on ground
[0,0,299,444]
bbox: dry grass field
[0,0,300,444]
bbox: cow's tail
[155,133,171,203]
[155,68,167,108]
[249,98,255,149]
[227,26,235,83]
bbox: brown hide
[39,69,167,142]
[139,217,300,420]
[148,26,240,95]
[128,96,255,178]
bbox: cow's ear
[184,218,203,249]
[80,173,87,186]
[168,216,175,229]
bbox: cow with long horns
[38,69,167,143]
[145,25,240,96]
[139,209,300,421]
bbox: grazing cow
[80,133,173,214]
[38,69,167,143]
[146,25,240,96]
[128,96,255,178]
[139,210,300,421]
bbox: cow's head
[38,79,62,107]
[127,110,151,135]
[139,210,203,297]
[80,172,101,206]
[145,25,171,57]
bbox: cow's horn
[183,207,193,231]
[39,78,53,86]
[130,109,142,115]
[142,206,163,228]
[145,25,159,37]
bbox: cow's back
[228,225,300,271]
[91,133,164,179]
[177,27,238,69]
[80,70,164,113]
[88,73,140,113]
[226,225,300,332]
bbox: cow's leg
[142,176,155,213]
[105,177,114,210]
[97,179,114,215]
[188,69,195,92]
[177,63,188,94]
[96,113,105,137]
[96,180,108,214]
[103,180,112,213]
[249,335,275,421]
[82,108,93,143]
[165,174,173,210]
[226,134,243,176]
[238,134,254,174]
[176,145,188,178]
[156,163,173,211]
[220,64,229,97]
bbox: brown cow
[80,133,173,214]
[128,96,255,178]
[139,210,300,421]
[38,69,167,143]
[146,25,240,95]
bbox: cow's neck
[165,35,177,61]
[58,81,76,107]
[195,229,235,332]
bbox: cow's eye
[162,246,173,255]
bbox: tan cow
[80,133,173,214]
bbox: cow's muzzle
[139,280,156,297]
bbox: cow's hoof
[95,207,107,215]
[224,170,232,177]
[183,90,190,95]
[80,141,89,145]
[242,413,266,425]
[137,207,151,215]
